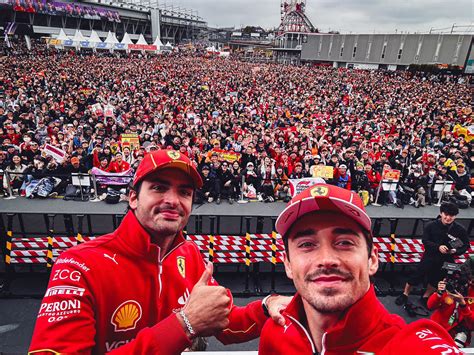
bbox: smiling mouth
[311,275,348,286]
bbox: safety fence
[1,212,473,295]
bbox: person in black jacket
[396,202,469,307]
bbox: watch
[262,294,274,317]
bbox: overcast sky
[166,0,472,34]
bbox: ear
[129,189,138,210]
[283,252,293,280]
[368,246,379,277]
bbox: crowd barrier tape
[4,232,473,266]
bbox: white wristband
[179,309,196,337]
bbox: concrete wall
[301,33,473,67]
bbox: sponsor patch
[45,286,85,298]
[310,186,329,197]
[177,256,186,278]
[55,258,90,272]
[111,300,142,332]
[105,339,134,351]
[52,269,82,282]
[37,299,81,323]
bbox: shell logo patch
[310,186,329,197]
[111,300,142,332]
[177,256,186,278]
[167,150,181,160]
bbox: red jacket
[427,287,474,334]
[29,211,267,354]
[107,160,131,173]
[259,286,460,355]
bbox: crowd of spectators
[1,38,472,206]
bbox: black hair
[440,202,459,216]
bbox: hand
[439,245,449,254]
[438,280,446,293]
[265,295,292,326]
[447,290,466,306]
[181,263,231,337]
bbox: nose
[161,186,181,207]
[316,243,340,269]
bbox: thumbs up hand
[179,262,231,338]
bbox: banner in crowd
[120,134,140,151]
[91,168,133,186]
[128,44,158,52]
[43,144,66,162]
[289,177,325,197]
[103,104,115,118]
[91,103,103,116]
[208,148,241,163]
[8,0,120,22]
[312,165,334,179]
[381,168,401,191]
[382,169,401,181]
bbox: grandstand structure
[272,1,474,70]
[0,0,207,44]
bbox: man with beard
[259,183,460,354]
[30,149,289,354]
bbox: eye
[335,239,356,247]
[152,185,167,192]
[180,189,193,197]
[297,241,315,249]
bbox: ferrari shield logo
[310,186,329,197]
[167,150,181,160]
[177,256,186,278]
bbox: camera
[442,262,469,296]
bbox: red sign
[382,169,401,182]
[128,44,157,51]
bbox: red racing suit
[29,211,267,354]
[427,286,474,337]
[259,285,460,354]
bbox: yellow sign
[313,165,334,179]
[111,300,142,332]
[310,186,329,197]
[177,256,186,278]
[120,134,140,151]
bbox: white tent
[56,28,70,41]
[103,31,119,49]
[121,32,133,45]
[72,30,87,48]
[153,36,163,47]
[165,41,173,47]
[88,30,103,47]
[136,34,148,45]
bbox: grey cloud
[174,0,472,33]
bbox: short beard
[303,267,355,314]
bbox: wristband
[179,309,196,337]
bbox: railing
[1,211,473,297]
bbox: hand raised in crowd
[447,290,467,306]
[438,245,449,254]
[437,280,446,293]
[180,262,231,338]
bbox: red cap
[133,149,203,188]
[276,183,371,238]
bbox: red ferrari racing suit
[29,211,267,354]
[259,285,460,354]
